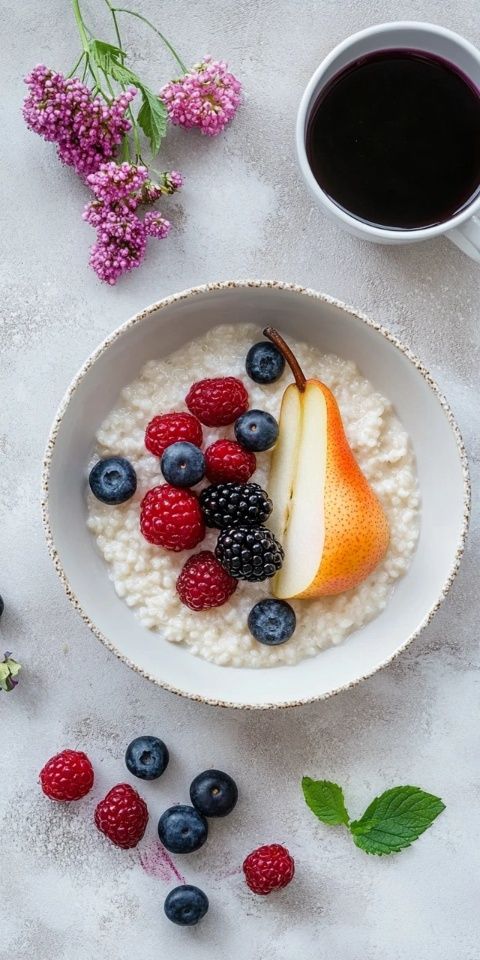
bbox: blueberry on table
[246,341,285,384]
[161,441,205,487]
[158,804,208,853]
[0,595,3,618]
[125,736,169,780]
[164,885,209,926]
[89,457,137,504]
[248,598,296,645]
[190,769,238,818]
[234,410,279,452]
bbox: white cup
[296,21,480,262]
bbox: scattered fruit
[186,376,249,427]
[0,651,21,692]
[243,844,295,895]
[200,482,272,529]
[246,340,285,384]
[190,769,238,818]
[125,735,169,780]
[215,525,284,581]
[161,441,205,487]
[204,438,256,484]
[164,884,209,926]
[176,551,237,611]
[264,327,390,599]
[40,749,94,801]
[158,804,208,853]
[89,456,137,505]
[247,599,296,645]
[234,409,279,452]
[95,783,148,848]
[140,484,205,551]
[145,412,203,458]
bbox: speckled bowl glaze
[42,281,470,709]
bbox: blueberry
[0,595,4,618]
[164,885,209,926]
[161,441,205,487]
[158,804,208,853]
[246,341,285,384]
[125,735,169,780]
[234,410,279,452]
[248,598,296,645]
[89,457,137,505]
[190,769,238,818]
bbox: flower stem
[72,0,109,100]
[67,51,86,78]
[112,6,188,73]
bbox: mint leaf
[349,786,445,856]
[137,88,167,155]
[302,777,350,826]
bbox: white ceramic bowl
[42,281,470,709]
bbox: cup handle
[447,214,480,263]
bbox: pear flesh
[268,380,390,600]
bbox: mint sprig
[302,778,445,856]
[302,777,350,825]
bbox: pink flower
[89,210,147,285]
[23,65,135,177]
[144,211,171,239]
[160,56,241,136]
[87,161,148,202]
[83,162,181,284]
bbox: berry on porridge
[87,323,419,668]
[204,438,256,484]
[186,376,249,426]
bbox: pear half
[265,329,390,600]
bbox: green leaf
[109,61,142,88]
[88,39,126,72]
[302,777,350,826]
[349,786,445,856]
[137,87,167,155]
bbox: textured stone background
[1,1,479,958]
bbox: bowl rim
[41,279,471,710]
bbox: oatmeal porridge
[87,323,419,667]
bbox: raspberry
[95,783,148,849]
[204,439,256,484]
[243,844,295,895]
[185,377,249,427]
[145,412,203,458]
[39,749,94,802]
[176,551,238,611]
[140,484,205,551]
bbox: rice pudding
[87,323,419,667]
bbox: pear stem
[263,327,307,392]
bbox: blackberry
[215,525,284,582]
[200,482,272,529]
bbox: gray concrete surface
[1,1,479,958]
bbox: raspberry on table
[145,412,203,458]
[94,783,148,849]
[243,844,295,895]
[176,550,238,611]
[140,484,205,551]
[185,377,249,427]
[204,439,256,484]
[39,749,94,802]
